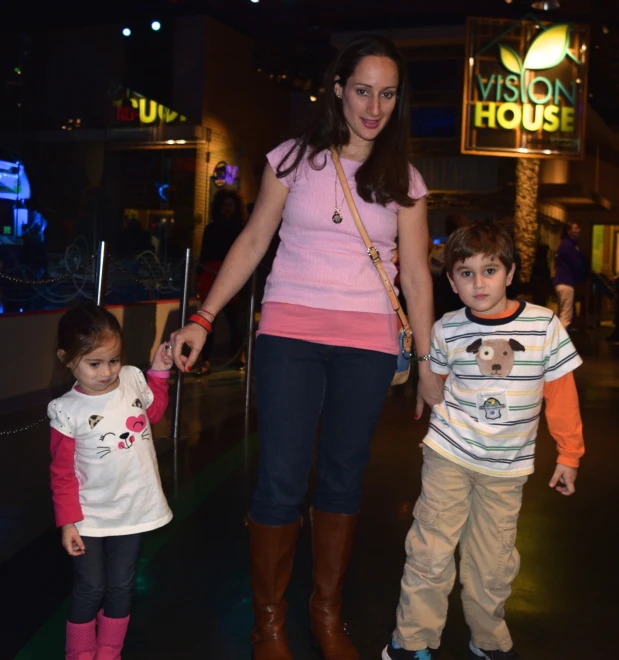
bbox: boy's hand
[415,367,444,420]
[549,464,578,496]
[151,342,174,371]
[61,524,85,556]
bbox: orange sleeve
[543,372,584,468]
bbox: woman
[171,34,443,660]
[195,189,245,374]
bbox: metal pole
[172,248,192,496]
[94,241,108,306]
[244,271,257,414]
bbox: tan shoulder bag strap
[329,146,413,353]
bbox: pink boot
[66,620,97,660]
[95,611,130,660]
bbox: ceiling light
[122,27,131,37]
[531,1,560,10]
[151,20,161,31]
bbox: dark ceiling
[4,0,619,128]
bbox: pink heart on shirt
[126,414,146,432]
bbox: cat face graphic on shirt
[91,413,151,458]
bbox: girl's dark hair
[276,34,413,207]
[56,304,123,367]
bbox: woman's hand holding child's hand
[61,524,85,556]
[549,464,578,496]
[151,342,174,371]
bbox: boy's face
[447,253,515,316]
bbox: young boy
[383,222,584,660]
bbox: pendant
[332,211,343,224]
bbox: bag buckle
[366,246,380,263]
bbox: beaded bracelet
[416,354,431,364]
[189,313,212,332]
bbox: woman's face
[336,55,399,147]
[220,197,237,219]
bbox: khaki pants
[393,447,527,652]
[555,284,575,328]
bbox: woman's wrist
[417,359,433,374]
[197,308,215,324]
[188,313,212,332]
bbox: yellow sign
[462,17,589,158]
[112,90,187,125]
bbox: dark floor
[2,328,618,660]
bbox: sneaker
[382,637,437,660]
[468,641,520,659]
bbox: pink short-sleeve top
[257,140,428,355]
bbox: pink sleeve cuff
[147,369,171,379]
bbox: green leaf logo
[499,45,522,74]
[523,24,570,70]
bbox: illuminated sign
[462,16,588,158]
[212,161,239,187]
[112,90,187,125]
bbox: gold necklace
[332,165,344,224]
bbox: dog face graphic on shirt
[466,338,525,377]
[92,414,150,458]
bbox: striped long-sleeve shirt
[424,300,583,477]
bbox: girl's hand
[170,323,208,373]
[415,366,444,420]
[151,342,174,371]
[61,524,85,556]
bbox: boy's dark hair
[56,304,123,367]
[445,221,514,275]
[276,34,413,207]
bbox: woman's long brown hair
[276,34,414,208]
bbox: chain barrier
[108,257,150,287]
[0,270,82,285]
[107,255,181,293]
[0,242,184,312]
[0,416,47,436]
[0,240,187,434]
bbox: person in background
[531,242,552,308]
[170,34,443,660]
[194,189,245,375]
[431,214,469,319]
[605,271,619,342]
[553,222,588,329]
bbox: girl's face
[335,55,399,150]
[66,335,122,396]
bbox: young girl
[48,304,173,659]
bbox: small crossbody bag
[330,146,413,386]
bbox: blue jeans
[68,534,141,623]
[250,335,397,525]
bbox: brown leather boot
[247,517,302,660]
[309,508,360,659]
